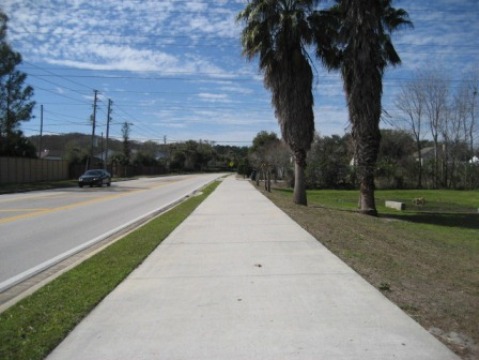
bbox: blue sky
[2,0,478,146]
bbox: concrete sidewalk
[47,176,459,360]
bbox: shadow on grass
[272,187,479,230]
[381,212,479,230]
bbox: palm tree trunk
[343,0,382,216]
[354,128,380,216]
[293,149,307,205]
[358,166,378,216]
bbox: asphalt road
[0,174,222,292]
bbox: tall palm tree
[316,0,412,215]
[237,0,319,205]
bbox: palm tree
[316,0,412,215]
[237,0,318,205]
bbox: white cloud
[4,0,479,143]
[198,93,231,103]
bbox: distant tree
[454,74,479,188]
[0,10,36,157]
[121,122,131,165]
[251,131,279,154]
[266,140,291,182]
[456,73,478,157]
[133,151,158,167]
[183,140,200,171]
[307,133,352,189]
[170,147,186,172]
[237,157,251,177]
[376,129,415,188]
[249,131,283,190]
[421,69,450,188]
[132,140,162,167]
[396,73,427,188]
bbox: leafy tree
[237,157,252,177]
[307,133,352,189]
[249,131,289,191]
[251,131,279,154]
[121,122,131,165]
[170,147,185,172]
[0,10,36,157]
[249,131,277,185]
[133,151,158,167]
[376,129,415,188]
[136,140,160,165]
[318,0,412,215]
[237,0,322,205]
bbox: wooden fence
[1,157,175,185]
[0,157,69,184]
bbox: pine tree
[0,10,36,157]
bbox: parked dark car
[78,169,111,187]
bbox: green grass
[276,188,479,230]
[296,188,479,212]
[0,180,220,360]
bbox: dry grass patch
[261,186,479,360]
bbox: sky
[2,0,479,146]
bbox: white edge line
[0,194,189,293]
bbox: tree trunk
[358,170,377,216]
[354,123,380,216]
[433,135,439,189]
[293,150,307,205]
[416,135,422,189]
[263,167,268,191]
[267,168,271,192]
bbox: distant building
[39,149,63,160]
[413,147,436,165]
[95,150,119,163]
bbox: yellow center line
[0,191,132,225]
[0,208,50,212]
[0,178,183,225]
[0,192,70,204]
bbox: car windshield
[84,170,102,176]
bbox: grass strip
[0,180,220,360]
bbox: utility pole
[39,104,43,158]
[89,90,98,170]
[105,99,112,170]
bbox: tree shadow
[381,212,479,230]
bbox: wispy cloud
[4,0,242,74]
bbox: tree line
[247,129,479,192]
[28,133,247,175]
